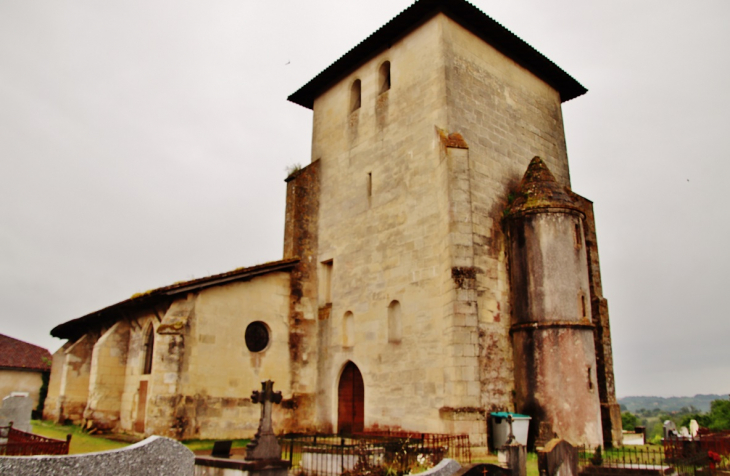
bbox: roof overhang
[288,0,587,109]
[288,0,588,109]
[51,258,299,341]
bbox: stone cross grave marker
[246,380,283,461]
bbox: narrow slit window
[378,61,391,94]
[343,311,354,347]
[367,173,372,198]
[388,300,402,343]
[322,260,333,304]
[581,295,587,318]
[587,366,593,390]
[142,325,154,375]
[575,223,583,248]
[350,79,361,112]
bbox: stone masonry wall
[57,333,97,424]
[43,342,71,422]
[571,193,622,447]
[442,17,573,421]
[311,15,454,435]
[138,273,295,440]
[179,273,296,439]
[85,320,130,431]
[0,370,45,410]
[283,160,320,432]
[119,312,160,434]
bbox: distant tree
[707,399,730,431]
[680,412,710,429]
[679,398,730,431]
[622,412,641,431]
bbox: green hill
[619,394,726,413]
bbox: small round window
[245,321,270,353]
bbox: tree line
[621,397,730,443]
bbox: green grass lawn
[31,420,130,454]
[182,438,250,453]
[30,420,251,455]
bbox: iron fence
[665,431,730,474]
[577,433,730,476]
[578,445,680,475]
[280,432,471,476]
[0,423,71,456]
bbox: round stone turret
[506,157,603,448]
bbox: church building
[44,0,622,449]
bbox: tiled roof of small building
[0,334,51,372]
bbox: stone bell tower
[506,157,603,448]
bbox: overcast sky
[1,1,728,399]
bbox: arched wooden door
[337,362,364,434]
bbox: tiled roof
[51,258,299,341]
[0,334,52,372]
[288,0,587,109]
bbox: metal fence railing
[577,432,730,475]
[280,432,471,476]
[0,423,71,456]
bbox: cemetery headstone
[689,419,699,438]
[0,393,33,433]
[211,440,232,458]
[537,439,578,476]
[0,435,194,475]
[246,380,283,461]
[663,420,677,440]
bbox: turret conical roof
[508,157,582,216]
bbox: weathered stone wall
[84,320,130,431]
[43,341,71,422]
[305,12,579,443]
[508,210,603,447]
[142,272,295,440]
[442,17,574,422]
[57,333,97,424]
[571,194,622,447]
[283,160,320,432]
[118,312,160,434]
[0,370,45,409]
[310,15,455,436]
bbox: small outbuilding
[0,333,52,410]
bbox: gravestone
[246,380,283,461]
[537,439,578,476]
[679,426,690,438]
[689,419,699,438]
[0,393,33,433]
[0,435,194,475]
[663,420,677,439]
[211,440,232,458]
